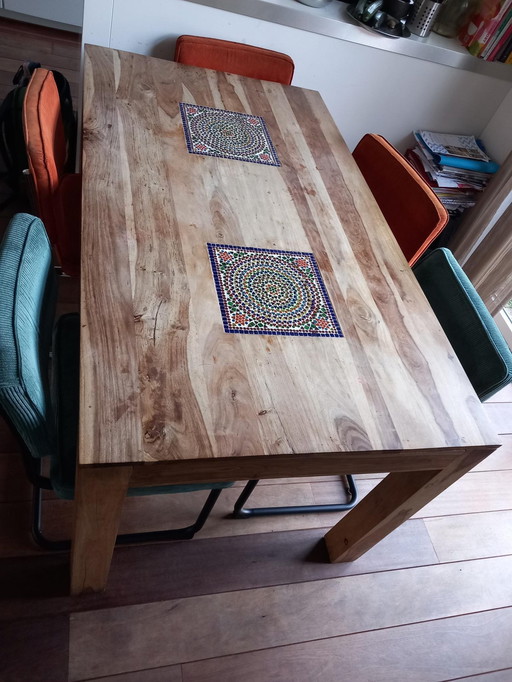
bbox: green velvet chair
[0,213,233,550]
[413,248,512,401]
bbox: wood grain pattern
[1,27,510,681]
[0,614,69,682]
[68,555,512,680]
[6,466,512,563]
[0,18,80,104]
[425,509,512,562]
[76,44,500,592]
[86,668,182,682]
[325,449,491,562]
[81,45,497,467]
[71,466,132,594]
[0,521,436,623]
[179,608,512,682]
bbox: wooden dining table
[74,43,499,595]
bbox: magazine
[415,130,490,162]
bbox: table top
[80,44,498,472]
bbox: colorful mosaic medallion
[207,244,343,338]
[179,103,280,166]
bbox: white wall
[82,0,512,153]
[460,87,512,267]
[480,87,512,165]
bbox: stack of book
[459,0,512,63]
[406,130,500,216]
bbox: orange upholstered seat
[174,35,295,85]
[22,68,80,276]
[353,134,448,266]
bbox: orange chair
[22,68,81,276]
[174,35,295,85]
[353,134,448,266]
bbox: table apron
[81,445,498,488]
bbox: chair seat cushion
[413,248,512,401]
[51,313,233,499]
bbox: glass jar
[434,0,480,38]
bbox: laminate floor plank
[86,668,182,682]
[0,614,69,682]
[0,18,80,105]
[487,384,512,402]
[0,482,374,558]
[0,499,39,557]
[179,608,512,682]
[473,435,512,471]
[0,521,438,619]
[228,470,512,522]
[448,671,512,681]
[0,452,31,502]
[483,402,512,434]
[411,469,512,519]
[425,510,512,562]
[68,556,512,680]
[2,469,511,560]
[0,43,80,72]
[0,520,436,621]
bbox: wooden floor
[1,18,512,682]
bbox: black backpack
[0,61,77,208]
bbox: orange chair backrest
[353,134,448,266]
[174,35,295,85]
[22,69,67,245]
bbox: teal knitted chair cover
[413,248,512,402]
[0,214,232,505]
[0,213,57,459]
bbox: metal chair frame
[232,474,358,518]
[17,445,223,551]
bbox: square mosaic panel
[179,103,280,166]
[207,243,343,338]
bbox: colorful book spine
[489,17,512,58]
[481,8,512,59]
[467,0,511,56]
[497,34,512,59]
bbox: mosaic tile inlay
[180,103,280,166]
[207,243,343,338]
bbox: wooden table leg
[71,465,132,595]
[324,449,494,563]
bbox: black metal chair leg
[32,483,71,551]
[115,488,224,545]
[232,475,358,519]
[31,487,224,551]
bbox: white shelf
[185,0,512,82]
